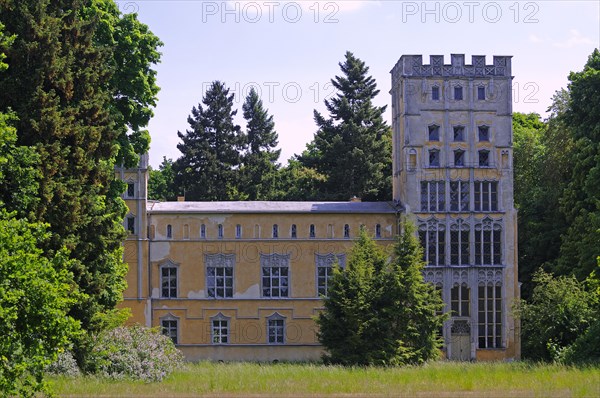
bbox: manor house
[117,54,520,361]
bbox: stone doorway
[450,319,471,361]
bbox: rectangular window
[432,86,440,101]
[126,182,135,198]
[206,254,235,298]
[127,217,135,234]
[167,224,172,239]
[450,226,470,265]
[429,149,440,167]
[420,181,445,212]
[316,254,346,297]
[453,126,464,141]
[268,318,285,344]
[450,181,469,212]
[478,126,489,141]
[454,150,465,167]
[235,224,242,239]
[261,254,290,298]
[474,181,498,211]
[161,319,178,344]
[344,224,350,238]
[161,266,177,298]
[272,224,278,238]
[212,319,229,344]
[479,150,490,167]
[375,224,381,238]
[428,125,440,141]
[478,86,486,100]
[291,224,297,238]
[451,286,470,317]
[454,86,463,100]
[201,224,206,239]
[309,224,316,238]
[218,224,223,239]
[478,285,502,348]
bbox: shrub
[560,317,600,364]
[86,325,184,382]
[46,351,81,377]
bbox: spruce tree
[240,87,281,200]
[299,51,392,201]
[317,224,444,365]
[174,81,244,200]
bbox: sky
[114,0,600,168]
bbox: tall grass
[49,361,600,397]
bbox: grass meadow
[49,361,600,397]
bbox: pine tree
[174,81,244,200]
[299,51,392,201]
[240,88,281,200]
[317,224,444,365]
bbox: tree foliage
[298,51,392,201]
[0,210,80,397]
[0,0,162,354]
[239,87,281,200]
[148,156,176,201]
[173,81,244,200]
[516,270,598,361]
[556,49,600,280]
[317,224,444,366]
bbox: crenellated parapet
[391,54,512,79]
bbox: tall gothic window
[478,283,502,348]
[421,181,445,212]
[450,220,470,266]
[451,285,470,317]
[450,181,469,212]
[160,263,178,298]
[418,219,445,266]
[316,253,346,297]
[474,218,502,265]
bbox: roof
[147,201,399,214]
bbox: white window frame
[451,284,470,317]
[260,253,290,298]
[211,313,230,345]
[160,260,179,298]
[315,253,346,297]
[205,253,235,298]
[266,313,286,345]
[474,181,499,212]
[160,314,179,345]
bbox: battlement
[391,54,512,78]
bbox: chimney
[177,196,185,202]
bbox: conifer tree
[317,224,444,365]
[0,1,162,341]
[240,87,281,200]
[174,81,244,200]
[299,51,392,201]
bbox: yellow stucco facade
[117,54,520,362]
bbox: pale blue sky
[115,1,600,168]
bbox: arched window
[344,224,350,238]
[272,224,279,238]
[166,224,172,239]
[290,224,297,239]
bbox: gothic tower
[390,54,520,360]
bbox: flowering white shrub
[46,351,81,377]
[88,325,184,382]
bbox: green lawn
[49,361,600,397]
